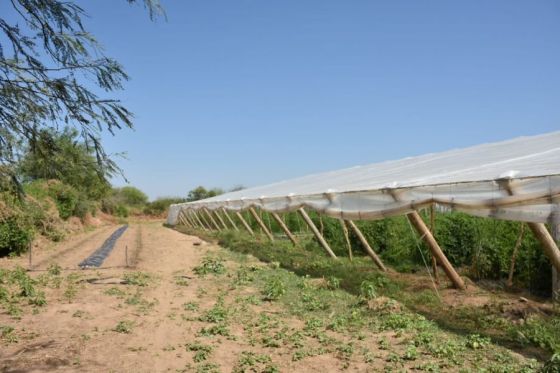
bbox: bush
[143,197,185,216]
[47,181,79,220]
[0,196,34,256]
[101,186,151,216]
[117,186,148,206]
[73,198,95,220]
[23,197,65,241]
[0,217,33,256]
[114,204,129,218]
[25,180,86,221]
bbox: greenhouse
[168,131,560,291]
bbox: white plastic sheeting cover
[168,132,560,226]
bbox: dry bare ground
[0,221,541,372]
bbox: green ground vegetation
[205,209,556,297]
[175,222,560,364]
[171,231,558,371]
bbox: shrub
[0,196,34,257]
[25,180,83,220]
[45,181,79,220]
[114,320,134,334]
[143,197,185,216]
[193,257,226,276]
[101,186,151,216]
[116,186,148,206]
[0,217,33,257]
[262,276,286,301]
[114,204,129,218]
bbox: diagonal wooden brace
[298,208,337,259]
[249,207,274,241]
[203,208,221,231]
[271,212,298,246]
[213,210,228,230]
[345,220,387,271]
[222,208,239,231]
[236,211,254,236]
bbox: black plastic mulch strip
[79,225,128,268]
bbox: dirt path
[0,221,541,372]
[0,221,204,372]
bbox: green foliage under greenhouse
[215,209,554,296]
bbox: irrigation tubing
[79,225,128,268]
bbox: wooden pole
[271,212,298,246]
[249,207,274,241]
[203,208,221,231]
[192,210,209,231]
[180,211,194,228]
[429,204,439,284]
[298,208,337,259]
[28,242,32,270]
[407,211,466,289]
[188,210,204,230]
[200,210,214,230]
[222,208,239,231]
[184,210,197,229]
[527,223,560,276]
[552,221,559,301]
[213,210,228,230]
[183,210,196,228]
[125,245,129,267]
[502,182,560,276]
[390,191,465,289]
[236,211,254,236]
[176,210,187,227]
[340,219,353,261]
[345,220,387,271]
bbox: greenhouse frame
[168,132,560,291]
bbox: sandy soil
[0,221,546,372]
[2,222,367,372]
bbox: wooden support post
[28,242,32,270]
[176,210,187,226]
[249,207,274,241]
[390,191,464,289]
[297,208,337,259]
[178,211,192,228]
[271,212,298,246]
[345,220,386,271]
[185,210,199,229]
[182,210,197,229]
[340,219,353,261]
[236,211,254,236]
[222,208,239,231]
[553,220,560,301]
[192,210,209,231]
[502,182,560,278]
[429,204,439,284]
[213,210,228,230]
[203,208,221,231]
[200,210,214,230]
[190,210,205,230]
[181,211,193,228]
[407,211,466,289]
[527,223,560,277]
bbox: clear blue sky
[82,1,560,199]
